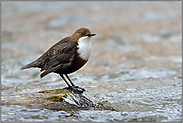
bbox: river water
[1,1,182,122]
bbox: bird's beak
[87,33,96,37]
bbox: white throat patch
[77,36,92,61]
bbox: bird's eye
[81,32,84,35]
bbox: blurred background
[1,1,182,122]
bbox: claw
[64,86,86,94]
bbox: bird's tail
[20,61,39,70]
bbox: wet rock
[1,88,116,111]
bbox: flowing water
[1,2,182,122]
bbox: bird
[21,28,96,93]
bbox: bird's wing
[40,41,78,78]
[20,37,75,70]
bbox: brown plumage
[21,28,96,92]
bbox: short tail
[20,63,33,70]
[20,60,39,70]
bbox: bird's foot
[64,86,86,94]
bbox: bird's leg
[64,74,86,93]
[64,74,75,86]
[60,74,71,87]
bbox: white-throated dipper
[21,28,96,93]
